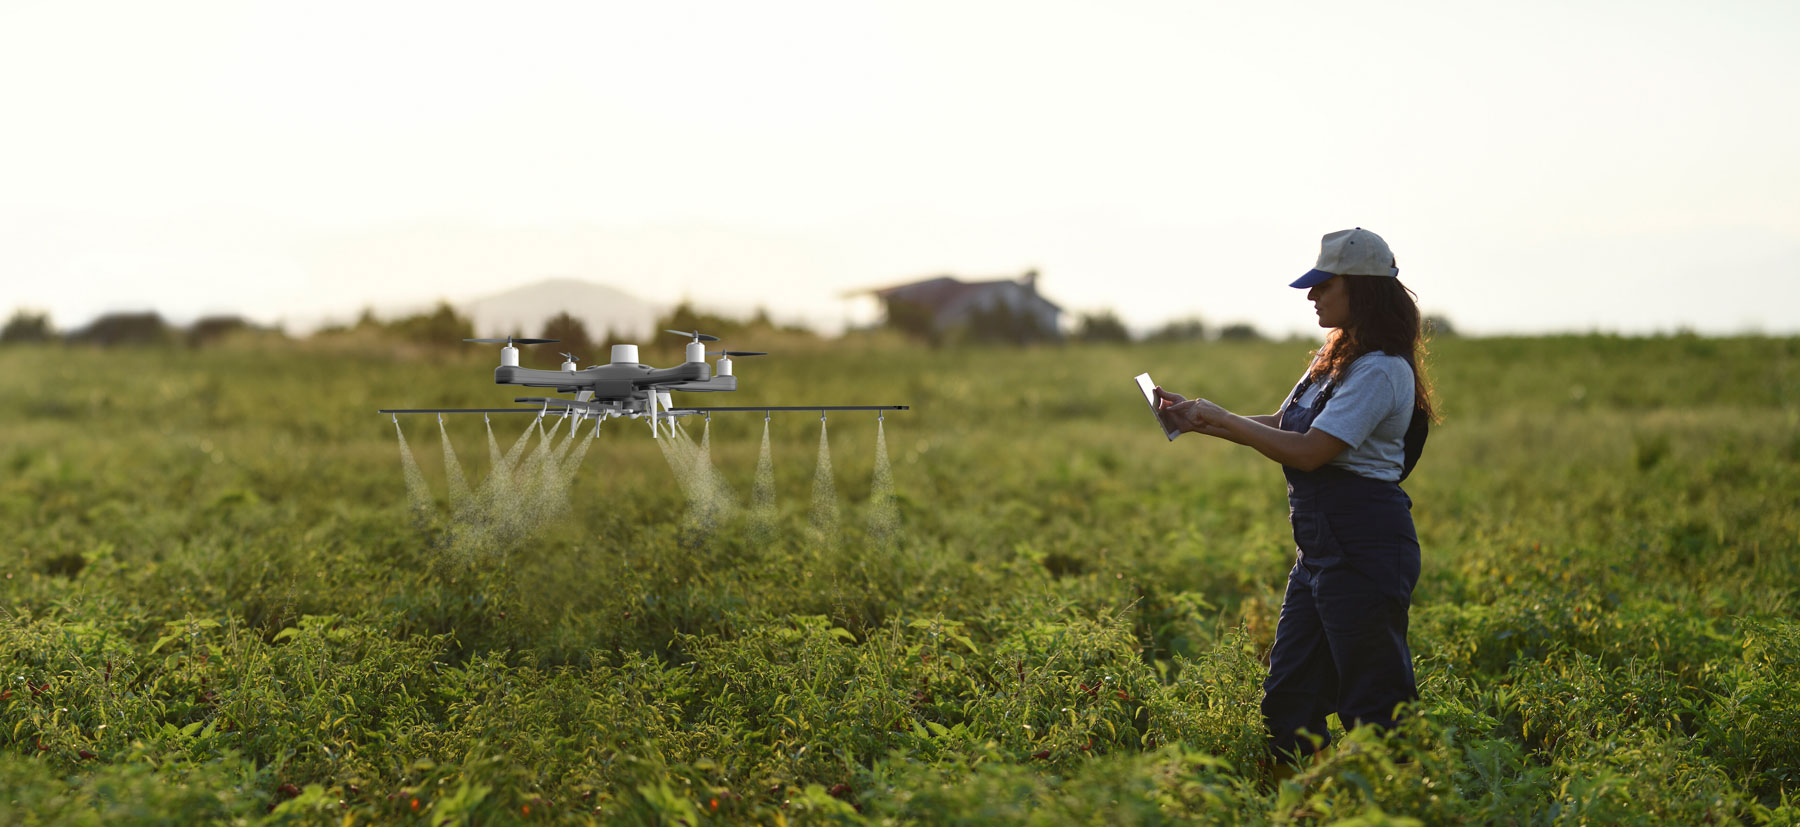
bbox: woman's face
[1307,275,1350,329]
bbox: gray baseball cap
[1291,227,1398,288]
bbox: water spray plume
[394,421,434,527]
[658,424,700,501]
[692,417,737,526]
[485,417,502,475]
[868,418,899,543]
[747,419,777,542]
[753,418,776,516]
[809,419,839,542]
[439,416,472,517]
[555,418,598,487]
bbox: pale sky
[3,0,1796,337]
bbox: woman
[1156,227,1435,763]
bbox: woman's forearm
[1205,413,1276,444]
[1221,414,1335,470]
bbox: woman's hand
[1153,387,1187,434]
[1180,398,1231,428]
[1166,397,1236,438]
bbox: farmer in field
[1155,227,1435,766]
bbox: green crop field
[2,333,1798,825]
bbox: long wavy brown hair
[1310,275,1438,422]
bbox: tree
[1146,317,1206,343]
[963,299,1059,346]
[1216,322,1265,342]
[386,301,474,345]
[1,309,54,343]
[657,301,743,341]
[1424,314,1458,338]
[70,312,171,347]
[540,311,595,362]
[1075,310,1131,343]
[187,315,252,347]
[882,298,938,343]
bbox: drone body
[379,331,907,436]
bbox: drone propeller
[560,352,579,362]
[664,329,720,342]
[465,336,560,345]
[709,350,767,357]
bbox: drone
[379,330,908,437]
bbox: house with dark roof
[866,270,1062,341]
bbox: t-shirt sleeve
[1308,357,1406,449]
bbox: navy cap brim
[1289,269,1336,289]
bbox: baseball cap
[1291,227,1398,288]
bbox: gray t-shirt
[1280,353,1415,482]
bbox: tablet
[1134,373,1179,442]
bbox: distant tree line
[1062,310,1461,345]
[3,304,1461,350]
[1066,311,1267,344]
[305,299,819,359]
[1,308,285,347]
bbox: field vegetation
[1,333,1798,824]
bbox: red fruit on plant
[277,783,301,798]
[828,784,851,798]
[78,750,97,760]
[1030,750,1051,760]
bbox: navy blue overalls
[1262,370,1423,758]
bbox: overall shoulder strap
[1398,407,1429,482]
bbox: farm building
[864,270,1063,342]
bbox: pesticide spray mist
[439,417,472,518]
[657,420,737,533]
[394,421,434,527]
[867,418,899,543]
[809,418,838,542]
[750,418,777,538]
[389,414,604,565]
